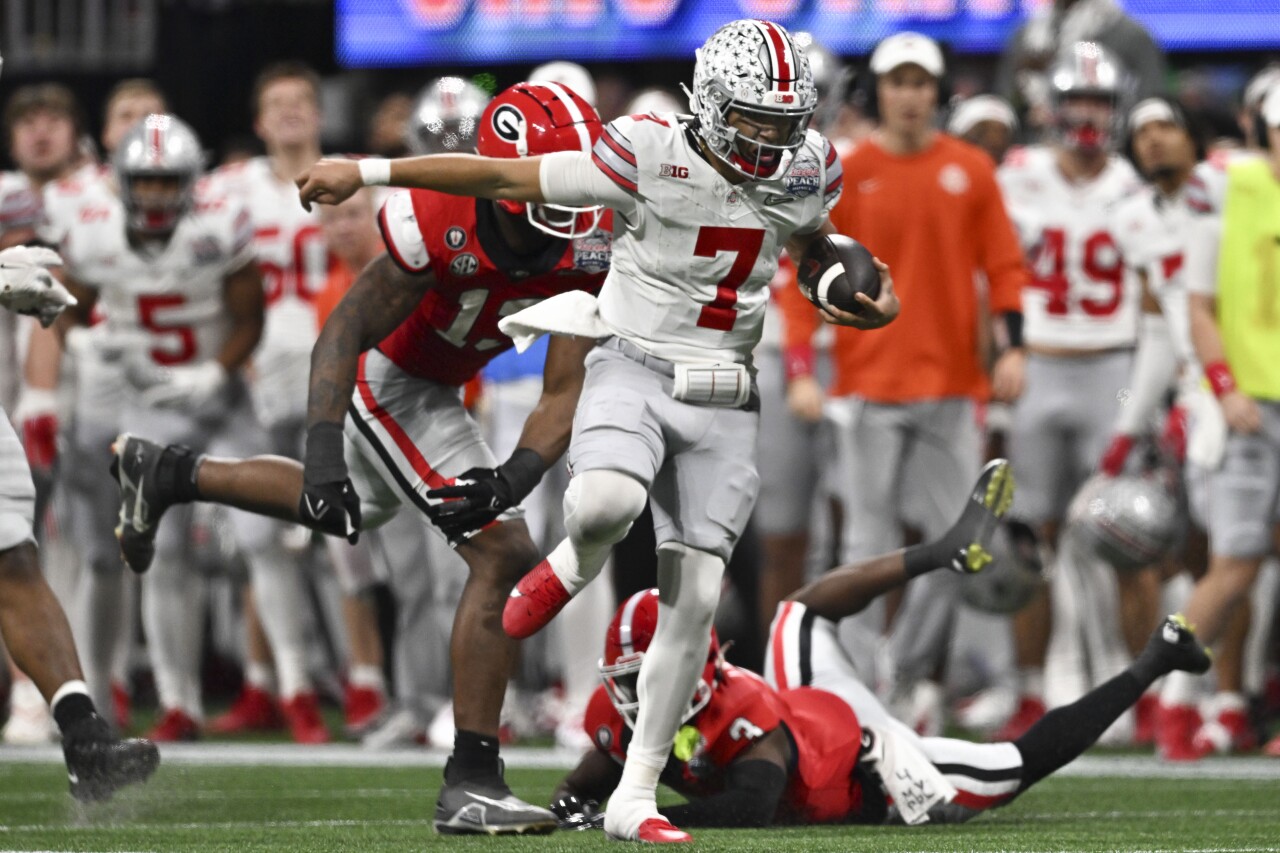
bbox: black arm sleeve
[657,759,788,828]
[1001,310,1024,349]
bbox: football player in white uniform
[2,81,83,745]
[997,42,1143,740]
[0,49,159,801]
[48,115,264,741]
[298,19,898,842]
[208,63,337,742]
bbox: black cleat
[434,760,557,836]
[947,458,1016,574]
[1147,614,1213,677]
[110,434,191,573]
[62,715,160,803]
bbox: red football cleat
[208,685,284,734]
[146,707,200,742]
[344,684,386,736]
[990,695,1046,743]
[1134,693,1158,745]
[1157,702,1208,761]
[635,818,693,843]
[1192,704,1258,755]
[281,692,331,744]
[111,681,132,732]
[502,560,572,639]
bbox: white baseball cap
[948,95,1017,136]
[1263,81,1280,129]
[870,32,945,78]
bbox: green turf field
[1,751,1279,852]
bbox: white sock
[1161,670,1202,707]
[604,544,724,839]
[142,552,208,719]
[551,470,647,593]
[247,545,312,699]
[245,661,276,693]
[1019,667,1045,701]
[349,664,385,693]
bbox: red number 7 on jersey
[695,226,766,332]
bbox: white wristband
[358,158,391,187]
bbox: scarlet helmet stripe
[756,20,795,92]
[148,120,164,165]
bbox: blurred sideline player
[1093,97,1239,758]
[115,82,611,833]
[209,62,339,743]
[296,20,898,841]
[779,32,1026,734]
[0,46,159,796]
[996,42,1143,740]
[1179,83,1280,759]
[44,115,264,741]
[550,460,1211,829]
[2,82,83,744]
[948,95,1018,166]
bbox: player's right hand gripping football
[0,246,75,328]
[820,257,899,330]
[299,422,361,543]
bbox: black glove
[299,422,361,544]
[425,448,545,545]
[549,794,604,831]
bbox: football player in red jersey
[108,82,609,835]
[551,459,1212,830]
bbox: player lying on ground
[550,459,1212,829]
[0,244,158,801]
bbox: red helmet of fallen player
[477,81,603,239]
[599,589,721,728]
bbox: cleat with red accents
[281,692,331,744]
[146,708,200,742]
[632,817,693,844]
[1192,701,1258,755]
[344,684,386,736]
[111,681,132,732]
[502,560,572,639]
[990,695,1045,742]
[209,685,284,734]
[1157,702,1208,762]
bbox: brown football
[796,234,880,315]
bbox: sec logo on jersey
[450,253,479,276]
[444,227,467,250]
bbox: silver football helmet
[113,114,204,235]
[404,77,491,156]
[961,520,1047,614]
[1049,41,1128,151]
[687,19,818,180]
[1068,474,1179,573]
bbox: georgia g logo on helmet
[491,104,526,145]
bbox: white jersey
[587,114,840,363]
[49,174,252,382]
[1111,157,1229,365]
[0,171,42,413]
[998,146,1141,350]
[213,155,328,424]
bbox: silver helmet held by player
[687,19,818,180]
[405,77,491,156]
[1068,473,1179,573]
[961,520,1047,614]
[113,113,204,235]
[1049,41,1127,151]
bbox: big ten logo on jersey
[660,163,689,179]
[571,229,611,274]
[1028,227,1124,318]
[257,224,328,306]
[784,149,820,198]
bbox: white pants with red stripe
[766,601,1025,821]
[344,349,521,537]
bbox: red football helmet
[477,81,603,239]
[599,589,721,728]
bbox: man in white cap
[948,95,1019,165]
[779,31,1027,735]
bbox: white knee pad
[563,469,647,549]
